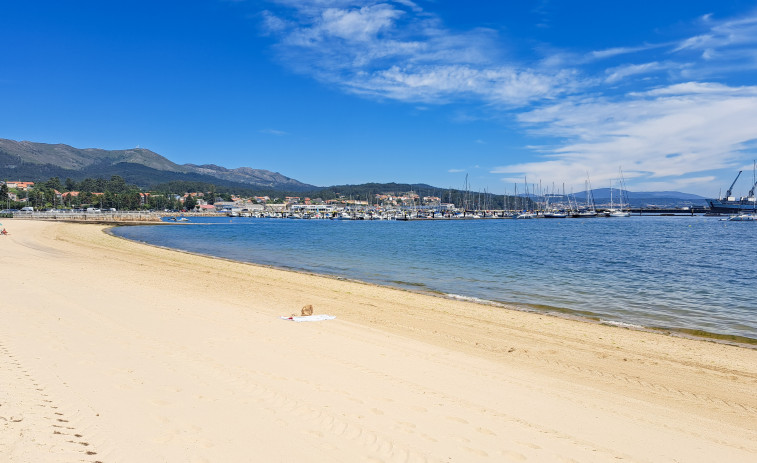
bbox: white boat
[516,211,537,219]
[571,210,598,218]
[727,213,756,221]
[608,210,631,217]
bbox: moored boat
[707,168,757,214]
[726,213,756,221]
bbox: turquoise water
[113,216,757,340]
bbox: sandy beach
[1,219,756,462]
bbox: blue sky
[3,1,757,196]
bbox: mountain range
[1,138,709,206]
[0,138,315,192]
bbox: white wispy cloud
[492,82,757,191]
[674,15,757,54]
[262,1,575,106]
[604,62,665,83]
[345,64,575,105]
[589,44,663,60]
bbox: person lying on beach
[1,228,8,235]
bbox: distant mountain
[183,163,311,191]
[312,182,440,197]
[570,188,707,207]
[581,188,705,201]
[0,138,181,171]
[0,138,315,191]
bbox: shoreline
[108,222,757,348]
[2,219,756,462]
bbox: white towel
[280,314,336,322]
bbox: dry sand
[1,219,756,462]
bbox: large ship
[706,170,757,214]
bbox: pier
[628,207,708,216]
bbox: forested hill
[0,138,315,191]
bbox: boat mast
[610,178,614,211]
[618,167,627,211]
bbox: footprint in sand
[419,432,438,442]
[446,416,468,424]
[517,440,542,450]
[463,446,488,457]
[476,426,496,436]
[393,421,416,435]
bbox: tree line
[2,176,186,211]
[2,176,534,211]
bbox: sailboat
[515,177,536,218]
[607,169,631,217]
[543,185,567,218]
[571,177,598,218]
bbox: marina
[216,206,720,219]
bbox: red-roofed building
[6,181,35,190]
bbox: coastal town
[1,177,715,220]
[0,178,455,217]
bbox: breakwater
[10,211,162,223]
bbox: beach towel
[280,314,336,322]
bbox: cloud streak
[262,0,575,106]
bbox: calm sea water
[113,216,757,340]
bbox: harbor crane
[747,161,757,199]
[725,170,742,198]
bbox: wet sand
[1,220,756,462]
